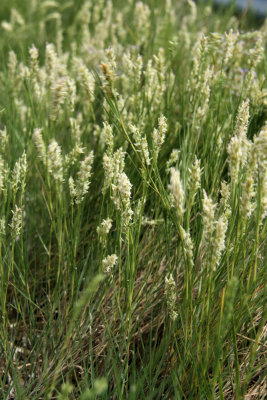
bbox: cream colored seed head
[69,177,76,204]
[47,139,64,183]
[165,274,177,321]
[11,160,21,194]
[97,218,112,236]
[189,156,201,198]
[45,43,57,79]
[33,128,46,164]
[254,123,267,176]
[169,168,185,218]
[0,218,5,237]
[117,172,132,206]
[105,47,116,71]
[187,0,197,22]
[64,145,85,169]
[129,124,150,166]
[140,137,150,166]
[220,181,231,216]
[102,153,114,193]
[102,148,125,193]
[29,44,39,76]
[248,33,264,69]
[111,172,133,229]
[20,151,27,194]
[202,190,216,247]
[254,124,267,221]
[113,148,125,179]
[0,127,8,154]
[158,115,167,135]
[180,227,194,268]
[166,149,179,172]
[134,2,151,44]
[122,52,134,76]
[235,99,250,141]
[211,215,228,270]
[74,59,95,101]
[224,29,239,65]
[241,175,255,219]
[51,77,67,121]
[102,254,118,275]
[9,205,23,241]
[74,152,94,204]
[220,181,230,203]
[11,152,27,195]
[8,50,17,79]
[152,115,167,160]
[103,122,114,154]
[11,8,25,26]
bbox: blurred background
[215,0,267,16]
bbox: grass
[0,0,266,398]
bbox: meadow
[0,0,266,398]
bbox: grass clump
[0,0,266,399]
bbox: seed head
[168,168,185,218]
[211,215,228,270]
[74,152,94,204]
[152,115,167,160]
[165,274,177,321]
[129,124,150,166]
[166,149,179,172]
[102,254,118,275]
[227,135,242,182]
[51,77,68,121]
[97,218,112,237]
[180,227,194,268]
[189,156,201,201]
[241,175,255,219]
[0,218,5,237]
[9,205,23,241]
[45,43,57,81]
[47,139,64,183]
[0,127,8,154]
[224,29,239,65]
[202,190,216,248]
[29,44,39,77]
[103,122,114,154]
[33,128,46,164]
[11,152,27,196]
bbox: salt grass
[0,0,266,398]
